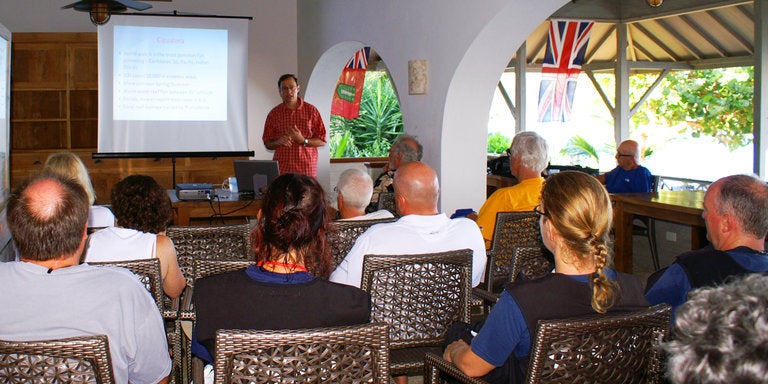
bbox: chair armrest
[179,285,195,321]
[424,352,489,384]
[471,287,499,305]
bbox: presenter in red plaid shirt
[262,74,327,177]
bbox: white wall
[0,0,297,164]
[297,0,568,213]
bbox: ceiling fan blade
[115,0,153,11]
[61,0,152,11]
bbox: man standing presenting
[596,139,653,193]
[263,74,327,177]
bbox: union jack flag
[537,20,594,122]
[331,47,370,120]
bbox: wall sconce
[408,59,428,95]
[646,0,663,7]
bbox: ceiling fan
[62,0,158,25]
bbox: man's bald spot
[25,178,68,220]
[394,161,439,204]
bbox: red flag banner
[331,47,370,120]
[537,19,594,122]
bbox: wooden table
[168,189,262,226]
[612,190,707,273]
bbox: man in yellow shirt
[475,132,548,248]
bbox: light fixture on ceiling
[62,0,153,26]
[646,0,663,7]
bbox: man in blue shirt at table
[596,139,654,193]
[645,174,768,315]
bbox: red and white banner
[331,47,370,120]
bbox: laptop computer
[233,160,280,197]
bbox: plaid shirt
[262,97,327,177]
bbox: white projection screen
[97,15,250,156]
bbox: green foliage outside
[633,67,753,151]
[487,132,512,154]
[330,71,404,158]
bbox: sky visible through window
[488,72,754,181]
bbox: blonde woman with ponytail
[445,171,649,383]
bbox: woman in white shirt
[85,174,186,298]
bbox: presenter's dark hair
[252,173,333,279]
[111,175,172,234]
[7,172,89,261]
[278,73,299,88]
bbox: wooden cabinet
[10,33,245,205]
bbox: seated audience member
[192,173,371,363]
[336,168,394,221]
[85,175,186,298]
[596,139,653,193]
[0,173,171,384]
[44,151,115,228]
[331,161,487,289]
[367,134,423,213]
[663,274,768,384]
[475,131,548,248]
[645,174,768,314]
[443,171,649,383]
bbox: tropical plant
[560,135,600,167]
[330,71,404,158]
[487,132,512,154]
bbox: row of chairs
[0,303,672,384]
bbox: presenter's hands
[271,136,293,148]
[287,125,305,145]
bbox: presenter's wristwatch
[302,138,309,146]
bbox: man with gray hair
[596,139,654,193]
[367,134,423,213]
[475,131,548,248]
[663,274,768,384]
[646,174,768,314]
[336,168,394,221]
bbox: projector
[176,183,214,201]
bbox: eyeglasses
[533,204,548,217]
[616,153,634,158]
[505,148,512,156]
[333,185,339,193]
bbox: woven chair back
[0,335,115,383]
[329,217,397,268]
[166,223,253,286]
[486,211,542,290]
[214,323,390,384]
[509,246,554,284]
[361,249,473,349]
[526,304,672,383]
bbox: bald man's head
[393,161,439,215]
[7,173,89,261]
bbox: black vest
[677,246,762,289]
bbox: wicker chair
[361,249,473,378]
[0,334,115,383]
[88,258,181,384]
[214,323,391,384]
[424,304,672,384]
[377,191,398,217]
[472,246,555,307]
[166,223,254,287]
[472,212,542,311]
[329,217,397,268]
[187,259,256,384]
